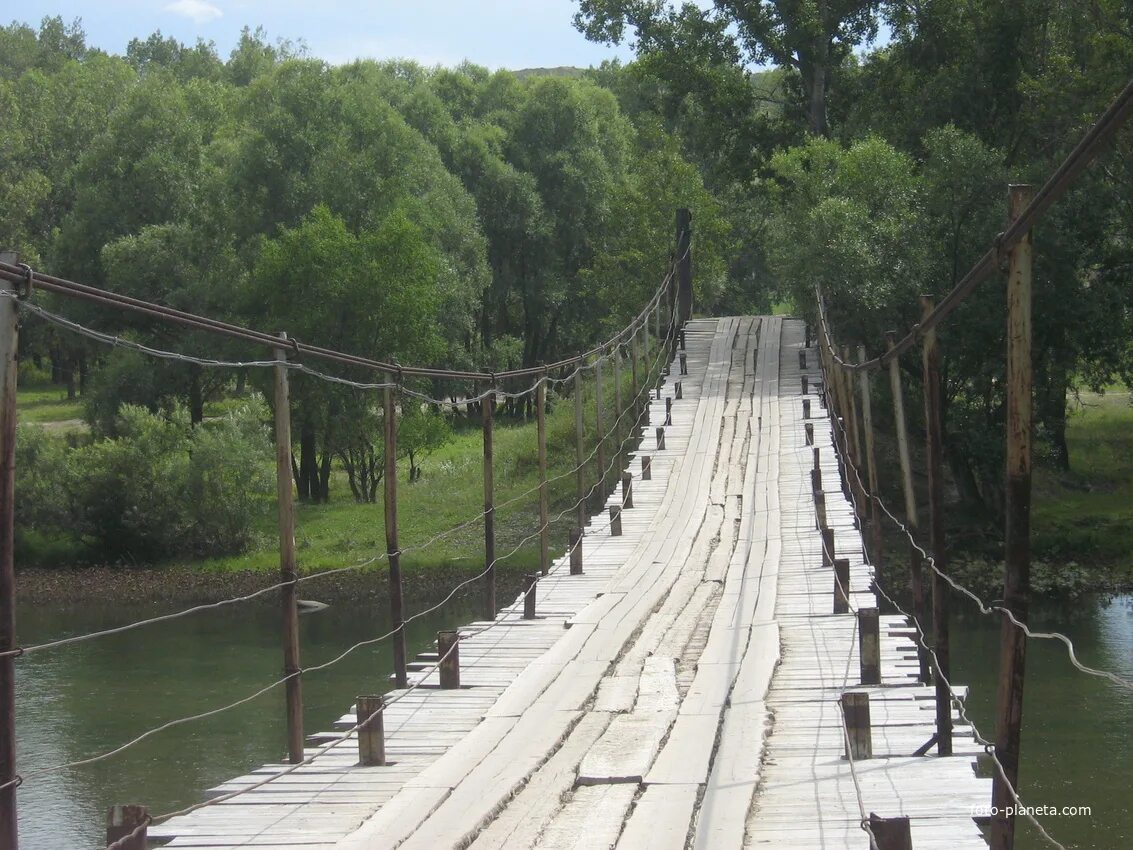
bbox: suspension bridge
[3,76,1133,850]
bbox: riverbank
[15,562,530,606]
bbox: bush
[16,398,274,563]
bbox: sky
[10,1,648,70]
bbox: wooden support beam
[384,383,407,688]
[106,805,148,850]
[523,574,537,620]
[0,252,19,850]
[834,558,851,614]
[483,388,497,620]
[356,695,386,766]
[274,333,304,764]
[921,294,953,756]
[992,184,1036,850]
[869,814,913,850]
[840,692,872,760]
[857,345,883,570]
[569,528,583,575]
[537,378,550,576]
[609,505,623,536]
[858,607,881,685]
[887,332,930,683]
[438,631,460,689]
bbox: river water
[11,592,1132,849]
[13,595,478,849]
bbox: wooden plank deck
[153,317,991,850]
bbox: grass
[1032,387,1133,585]
[16,382,84,425]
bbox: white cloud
[164,0,224,25]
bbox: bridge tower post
[675,208,693,326]
[537,374,550,575]
[274,333,305,764]
[920,295,952,757]
[991,184,1036,850]
[0,251,20,850]
[857,345,883,571]
[384,382,407,688]
[483,387,497,620]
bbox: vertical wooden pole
[574,365,586,529]
[356,695,386,766]
[821,527,835,569]
[609,505,623,536]
[274,334,304,764]
[483,388,496,620]
[613,345,623,454]
[868,815,913,850]
[438,630,460,689]
[834,558,851,614]
[887,332,930,684]
[654,303,661,358]
[569,528,583,575]
[641,455,651,481]
[857,345,883,569]
[0,252,20,850]
[523,574,538,620]
[106,805,148,850]
[384,383,406,688]
[621,472,634,509]
[858,607,881,685]
[595,357,606,499]
[921,295,952,756]
[630,329,640,422]
[537,377,550,576]
[656,426,666,451]
[991,184,1035,850]
[843,346,867,528]
[840,692,872,760]
[676,208,693,326]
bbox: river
[13,594,478,849]
[11,592,1131,849]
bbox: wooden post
[843,347,867,528]
[676,208,692,326]
[802,375,809,394]
[992,184,1035,850]
[679,352,687,376]
[675,382,683,400]
[356,695,386,766]
[821,527,835,569]
[834,558,851,614]
[384,384,407,688]
[802,398,811,419]
[523,574,538,620]
[665,396,672,425]
[814,488,827,531]
[641,455,652,481]
[631,330,640,420]
[656,426,666,450]
[595,357,606,500]
[642,313,650,373]
[537,377,550,576]
[569,528,583,575]
[654,302,661,359]
[799,349,807,370]
[621,472,634,509]
[609,505,623,536]
[813,447,822,488]
[805,422,814,445]
[574,367,586,528]
[274,334,304,764]
[858,607,881,685]
[0,252,19,850]
[106,805,148,850]
[857,345,883,570]
[438,630,460,689]
[840,692,872,760]
[679,328,686,351]
[869,815,913,850]
[614,346,623,456]
[887,332,930,683]
[483,388,497,620]
[921,294,952,756]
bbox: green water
[950,593,1133,850]
[13,594,477,850]
[11,591,1132,849]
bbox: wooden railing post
[921,295,952,756]
[523,574,538,620]
[569,528,583,575]
[869,815,913,850]
[887,332,931,684]
[858,607,881,685]
[641,455,652,480]
[356,695,386,766]
[613,344,623,454]
[594,357,606,499]
[676,208,693,326]
[842,346,867,529]
[631,328,640,420]
[609,505,623,536]
[483,387,496,620]
[384,383,407,688]
[106,805,148,850]
[537,377,550,576]
[840,692,872,760]
[834,558,851,614]
[992,184,1036,850]
[621,472,634,509]
[0,251,19,850]
[821,527,835,569]
[574,365,586,529]
[274,333,304,764]
[438,630,460,689]
[857,345,883,570]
